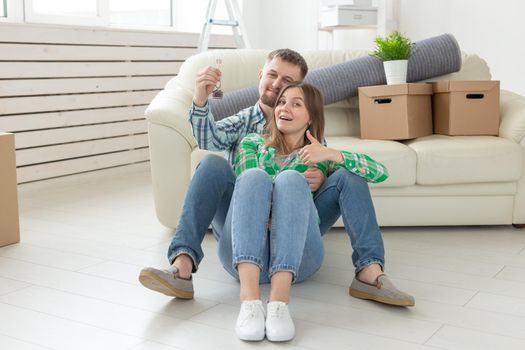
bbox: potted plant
[371,31,415,85]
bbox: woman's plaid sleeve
[234,134,262,176]
[329,150,389,183]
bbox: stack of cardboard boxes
[358,80,500,140]
[0,132,20,247]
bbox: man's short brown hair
[267,48,308,80]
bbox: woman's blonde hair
[265,81,325,154]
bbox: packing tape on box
[210,33,461,120]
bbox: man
[139,49,414,307]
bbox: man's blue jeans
[167,154,235,272]
[313,167,385,271]
[167,154,385,274]
[218,168,324,283]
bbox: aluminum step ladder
[198,0,250,52]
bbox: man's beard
[260,92,277,107]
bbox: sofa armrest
[146,78,197,228]
[499,89,525,144]
[145,83,197,150]
[512,136,525,225]
[148,122,193,229]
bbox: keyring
[212,58,223,99]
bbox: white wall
[243,0,321,51]
[399,0,525,95]
[243,0,396,51]
[242,0,525,96]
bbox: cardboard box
[358,83,433,140]
[431,80,500,135]
[0,132,20,247]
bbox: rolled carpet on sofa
[209,33,462,120]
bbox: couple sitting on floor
[139,48,414,342]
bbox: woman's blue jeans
[218,168,324,283]
[167,154,385,276]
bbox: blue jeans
[218,168,324,283]
[167,154,235,272]
[314,168,385,272]
[167,154,385,274]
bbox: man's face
[258,57,303,108]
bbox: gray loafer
[349,274,415,307]
[139,266,194,299]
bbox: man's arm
[189,66,251,151]
[193,66,220,107]
[190,103,252,151]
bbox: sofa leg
[512,223,525,229]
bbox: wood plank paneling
[0,91,158,115]
[0,43,197,61]
[16,148,150,183]
[0,76,171,97]
[0,61,183,78]
[0,22,236,183]
[16,134,149,166]
[15,120,148,148]
[0,22,236,47]
[0,106,148,132]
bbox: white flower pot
[383,60,408,85]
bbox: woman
[219,81,388,342]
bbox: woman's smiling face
[274,87,311,137]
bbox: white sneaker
[235,300,265,341]
[265,301,295,342]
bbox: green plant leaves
[371,31,415,61]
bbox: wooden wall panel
[0,23,235,183]
[16,134,149,166]
[0,43,197,61]
[0,91,158,115]
[17,148,151,183]
[0,61,183,78]
[0,106,148,132]
[0,77,171,97]
[15,120,148,148]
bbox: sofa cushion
[406,135,523,185]
[326,137,416,187]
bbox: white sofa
[145,49,525,229]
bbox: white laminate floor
[2,163,525,350]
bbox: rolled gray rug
[210,33,461,120]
